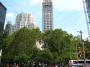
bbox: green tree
[84,40,90,59]
[43,29,77,66]
[2,28,42,63]
[2,28,80,66]
[0,33,4,50]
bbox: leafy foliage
[2,28,41,63]
[43,29,78,65]
[2,28,80,66]
[84,40,90,59]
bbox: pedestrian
[6,64,9,67]
[55,65,58,67]
[14,63,16,67]
[16,64,19,67]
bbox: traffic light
[77,47,84,59]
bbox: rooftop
[0,2,7,10]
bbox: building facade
[5,21,11,35]
[84,0,90,37]
[5,21,16,35]
[16,13,37,30]
[0,2,7,32]
[42,0,53,32]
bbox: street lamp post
[78,30,86,67]
[82,41,86,67]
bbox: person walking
[16,64,19,67]
[6,64,9,67]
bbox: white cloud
[29,0,42,5]
[53,0,83,11]
[29,0,83,11]
[6,13,15,18]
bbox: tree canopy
[2,28,41,63]
[43,29,78,65]
[1,28,81,66]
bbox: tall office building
[5,21,16,35]
[0,2,7,32]
[84,0,90,37]
[16,13,37,30]
[84,0,90,36]
[42,0,53,32]
[4,21,11,35]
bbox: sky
[0,0,88,38]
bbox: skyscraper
[42,0,53,32]
[0,2,7,32]
[16,13,37,30]
[5,21,16,35]
[84,0,90,37]
[4,21,11,35]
